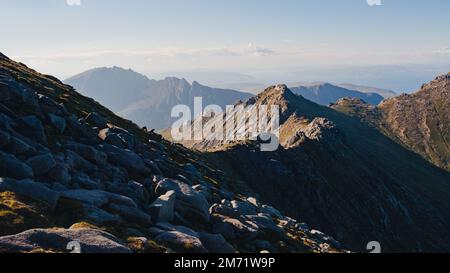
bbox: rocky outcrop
[0,228,131,253]
[0,53,343,253]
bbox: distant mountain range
[65,67,253,130]
[289,82,385,106]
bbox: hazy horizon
[2,0,450,92]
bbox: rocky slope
[0,53,344,253]
[181,84,450,252]
[332,73,450,171]
[289,83,384,106]
[65,67,252,130]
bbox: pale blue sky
[1,0,450,91]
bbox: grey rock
[98,127,136,150]
[47,113,66,134]
[0,178,60,209]
[149,190,176,223]
[72,173,102,190]
[108,203,151,225]
[61,189,109,207]
[65,141,107,166]
[0,129,10,147]
[38,94,66,115]
[209,203,240,218]
[26,153,56,176]
[144,160,162,175]
[211,214,259,241]
[0,151,34,179]
[4,136,32,155]
[245,215,284,236]
[231,200,258,216]
[83,205,123,225]
[97,144,148,174]
[85,112,108,128]
[198,232,236,253]
[0,228,131,253]
[0,82,12,101]
[65,150,97,173]
[21,115,46,143]
[155,178,210,223]
[154,231,208,253]
[48,162,71,184]
[260,205,283,219]
[106,182,143,204]
[155,222,199,237]
[105,191,138,208]
[0,113,15,132]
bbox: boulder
[72,173,102,190]
[209,203,240,218]
[65,141,107,166]
[65,150,98,173]
[48,162,71,185]
[198,232,236,253]
[0,151,34,179]
[38,94,66,115]
[83,205,123,225]
[85,112,108,128]
[21,115,47,143]
[245,215,284,236]
[0,129,10,147]
[231,200,258,216]
[0,228,131,253]
[97,144,148,174]
[155,178,210,223]
[149,190,176,223]
[154,230,208,253]
[0,113,15,131]
[104,191,138,208]
[107,181,145,203]
[26,153,56,176]
[108,203,151,225]
[47,113,66,134]
[211,214,259,241]
[0,178,60,209]
[0,82,12,101]
[61,189,109,207]
[260,205,283,219]
[4,136,32,155]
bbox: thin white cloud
[66,0,81,6]
[14,44,275,61]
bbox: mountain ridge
[65,67,253,130]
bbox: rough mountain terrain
[0,53,344,253]
[332,73,450,171]
[66,67,252,130]
[181,84,450,252]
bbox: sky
[1,0,450,91]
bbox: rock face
[179,84,450,252]
[332,74,450,171]
[0,228,131,253]
[155,178,210,223]
[0,53,343,254]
